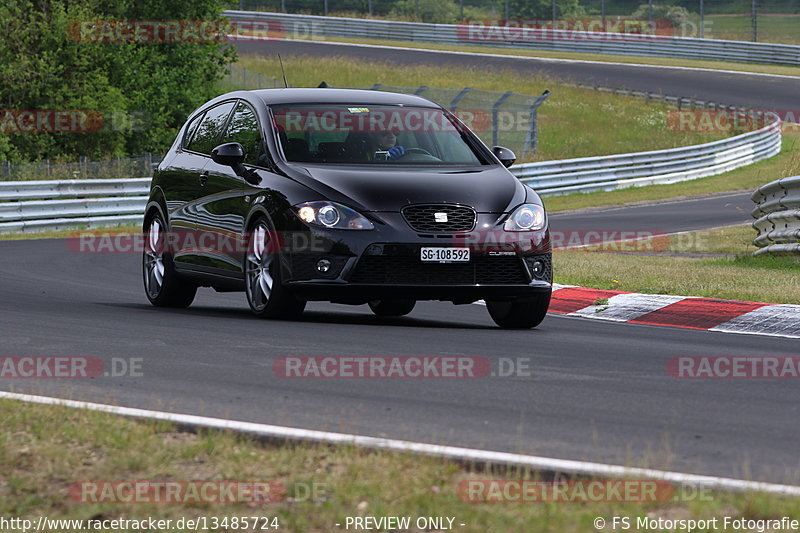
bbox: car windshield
[271,104,489,165]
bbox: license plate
[420,247,470,263]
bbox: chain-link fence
[226,0,800,44]
[346,84,550,158]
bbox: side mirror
[492,146,516,168]
[211,142,245,167]
[211,142,260,185]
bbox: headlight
[504,204,546,231]
[294,201,374,230]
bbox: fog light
[531,260,545,278]
[316,258,332,273]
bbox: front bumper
[282,212,552,304]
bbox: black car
[142,88,552,328]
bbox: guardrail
[751,176,800,256]
[224,11,800,66]
[0,179,150,233]
[513,119,781,196]
[0,120,782,233]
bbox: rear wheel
[486,291,551,329]
[245,218,306,319]
[368,299,416,317]
[142,213,197,308]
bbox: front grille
[401,204,476,233]
[349,246,528,285]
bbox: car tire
[486,291,551,329]
[142,213,197,308]
[368,299,416,317]
[245,217,306,319]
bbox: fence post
[522,90,551,157]
[752,0,757,42]
[449,87,472,113]
[700,0,705,38]
[492,91,513,147]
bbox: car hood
[282,163,529,213]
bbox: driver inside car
[373,130,405,160]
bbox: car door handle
[199,172,209,186]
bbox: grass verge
[3,398,800,531]
[0,225,141,242]
[238,54,729,162]
[276,35,800,78]
[554,225,800,303]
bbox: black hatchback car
[142,88,552,328]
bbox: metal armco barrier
[223,11,800,66]
[0,179,150,233]
[752,176,800,256]
[513,120,781,197]
[0,120,782,233]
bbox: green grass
[554,225,800,304]
[544,129,800,213]
[699,14,800,45]
[0,225,141,241]
[275,34,800,78]
[3,398,800,530]
[239,54,729,162]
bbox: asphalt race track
[3,195,799,485]
[235,40,800,111]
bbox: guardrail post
[492,91,514,147]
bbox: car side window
[221,102,267,167]
[185,101,236,155]
[182,112,204,149]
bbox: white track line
[237,36,800,80]
[3,390,799,496]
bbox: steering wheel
[400,147,434,157]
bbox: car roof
[251,88,441,108]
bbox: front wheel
[486,291,551,329]
[142,213,197,308]
[368,299,416,317]
[245,218,306,319]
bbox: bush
[0,0,236,163]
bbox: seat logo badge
[434,212,448,223]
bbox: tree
[0,0,236,162]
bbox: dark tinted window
[221,102,267,166]
[270,104,487,165]
[186,102,235,155]
[182,112,204,148]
